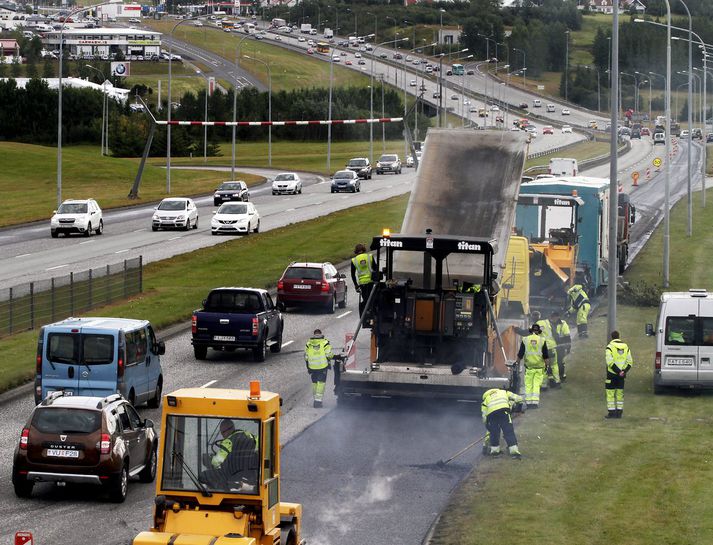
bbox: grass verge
[430,186,713,544]
[524,140,610,170]
[0,142,263,227]
[0,194,409,394]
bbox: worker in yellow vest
[516,323,550,408]
[350,243,377,320]
[605,331,633,418]
[566,284,591,338]
[552,310,571,382]
[304,329,334,408]
[536,313,561,388]
[481,388,524,458]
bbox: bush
[619,280,661,307]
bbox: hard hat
[313,328,324,338]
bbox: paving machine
[133,383,303,545]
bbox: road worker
[605,330,633,419]
[481,388,524,458]
[566,284,590,338]
[516,323,550,408]
[552,311,571,381]
[351,243,377,321]
[304,328,333,408]
[536,312,561,388]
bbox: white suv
[50,199,103,238]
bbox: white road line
[337,311,352,319]
[281,340,294,348]
[46,264,67,271]
[133,228,146,233]
[314,201,323,205]
[15,253,31,258]
[115,249,130,254]
[200,380,217,388]
[286,208,295,212]
[168,236,182,241]
[79,240,95,245]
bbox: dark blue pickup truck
[191,287,284,361]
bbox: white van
[546,104,555,112]
[533,99,542,108]
[646,289,713,393]
[548,157,578,176]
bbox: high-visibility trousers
[309,369,328,402]
[524,367,545,406]
[577,302,590,326]
[605,373,625,410]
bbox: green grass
[0,194,409,393]
[126,61,206,98]
[430,185,713,544]
[0,142,262,227]
[525,140,610,170]
[144,21,370,92]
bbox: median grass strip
[430,187,713,544]
[0,142,262,227]
[0,194,409,394]
[524,140,610,170]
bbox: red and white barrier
[155,117,404,127]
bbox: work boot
[509,445,522,459]
[489,447,502,456]
[616,409,623,418]
[313,400,323,408]
[561,374,567,382]
[551,381,562,389]
[527,403,539,409]
[605,410,617,419]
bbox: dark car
[331,170,361,193]
[519,102,528,109]
[12,392,157,502]
[692,128,703,140]
[213,180,249,206]
[277,261,347,313]
[631,129,641,139]
[707,133,713,143]
[346,157,372,179]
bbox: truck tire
[194,345,208,360]
[270,327,283,353]
[253,337,267,362]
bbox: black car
[707,133,713,143]
[330,170,361,193]
[346,157,373,179]
[519,102,529,109]
[213,181,249,206]
[631,129,641,139]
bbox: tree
[42,58,54,78]
[26,59,37,79]
[591,27,610,73]
[11,57,21,78]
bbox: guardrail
[0,257,143,338]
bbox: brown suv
[12,392,157,502]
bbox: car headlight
[177,215,185,221]
[214,192,220,197]
[376,162,382,167]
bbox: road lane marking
[79,240,95,245]
[314,201,323,205]
[46,264,68,271]
[133,228,146,232]
[115,249,130,254]
[337,311,352,319]
[200,380,217,388]
[286,208,295,212]
[15,253,31,258]
[281,340,294,348]
[168,236,182,241]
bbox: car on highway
[467,69,475,75]
[393,53,403,60]
[211,202,260,235]
[519,102,528,109]
[479,108,488,117]
[128,17,141,23]
[330,170,361,193]
[345,60,353,65]
[406,150,422,167]
[277,262,347,312]
[272,172,302,194]
[355,52,362,58]
[376,153,402,175]
[332,54,340,62]
[533,99,542,107]
[306,47,313,54]
[469,106,478,113]
[654,132,666,145]
[561,108,571,115]
[410,79,417,87]
[589,120,598,129]
[680,129,690,139]
[561,125,573,134]
[542,126,554,135]
[346,157,373,179]
[379,52,388,59]
[631,128,641,139]
[193,20,203,26]
[692,128,703,140]
[50,198,103,238]
[433,91,441,99]
[490,105,500,112]
[152,197,199,231]
[547,104,556,112]
[298,36,305,42]
[213,180,249,206]
[358,59,366,65]
[707,132,713,143]
[525,126,538,138]
[641,127,651,136]
[12,392,157,502]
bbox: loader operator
[481,388,523,458]
[605,331,633,419]
[305,328,333,408]
[201,418,258,490]
[516,323,550,408]
[566,284,591,338]
[351,243,377,321]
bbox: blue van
[34,317,165,407]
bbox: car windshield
[161,415,261,495]
[204,291,262,312]
[32,408,102,434]
[158,200,187,211]
[219,183,242,191]
[47,333,115,365]
[218,204,248,215]
[349,159,367,167]
[284,267,323,280]
[334,172,354,180]
[380,155,397,162]
[57,203,88,214]
[274,174,295,181]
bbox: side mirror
[144,418,155,428]
[154,206,158,210]
[645,323,654,337]
[157,340,166,355]
[277,301,286,312]
[338,273,346,279]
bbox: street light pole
[231,34,255,180]
[196,70,209,162]
[244,55,272,167]
[607,0,619,334]
[680,0,693,236]
[326,44,335,174]
[371,37,408,162]
[85,64,107,155]
[513,47,526,88]
[565,30,570,102]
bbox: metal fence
[0,257,143,339]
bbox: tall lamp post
[56,0,113,207]
[371,37,408,162]
[513,47,526,88]
[195,70,210,162]
[85,64,108,156]
[326,43,335,173]
[231,34,255,180]
[679,0,693,236]
[607,2,619,333]
[564,30,570,102]
[244,55,272,167]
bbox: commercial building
[43,27,161,59]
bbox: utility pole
[607,1,619,333]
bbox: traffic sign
[653,157,663,168]
[111,61,130,77]
[15,532,33,545]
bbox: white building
[43,27,161,59]
[96,2,142,20]
[1,77,131,102]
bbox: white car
[525,126,538,138]
[355,52,362,58]
[193,21,203,26]
[152,197,199,231]
[50,198,103,237]
[211,202,260,236]
[561,108,571,115]
[561,125,573,134]
[272,172,303,195]
[490,105,500,112]
[332,54,340,62]
[406,151,422,167]
[298,36,306,42]
[410,79,417,87]
[307,39,315,46]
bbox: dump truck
[133,383,303,545]
[334,129,529,401]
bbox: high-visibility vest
[536,319,557,350]
[211,430,258,468]
[304,337,333,370]
[523,333,546,369]
[352,253,374,285]
[606,339,633,374]
[667,330,685,343]
[481,388,523,417]
[556,320,570,338]
[567,284,590,311]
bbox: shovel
[436,433,488,467]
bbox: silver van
[645,289,713,393]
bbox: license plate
[47,449,79,458]
[213,335,236,342]
[47,390,72,396]
[666,357,694,366]
[293,285,311,290]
